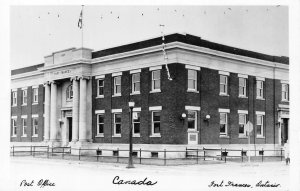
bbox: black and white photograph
[1,1,300,191]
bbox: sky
[10,5,288,69]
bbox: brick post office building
[10,33,289,154]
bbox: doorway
[281,118,289,144]
[67,117,72,142]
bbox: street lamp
[127,101,135,168]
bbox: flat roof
[11,33,289,76]
[92,33,289,64]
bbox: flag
[78,9,83,29]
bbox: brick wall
[10,85,44,142]
[91,63,286,145]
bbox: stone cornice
[39,59,92,72]
[11,71,43,80]
[91,42,289,70]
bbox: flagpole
[81,5,84,49]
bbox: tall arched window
[66,84,73,101]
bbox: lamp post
[127,101,135,168]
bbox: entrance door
[281,118,289,144]
[68,117,72,142]
[188,132,198,145]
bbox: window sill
[11,105,17,107]
[238,96,248,99]
[150,134,161,137]
[219,93,229,97]
[21,104,27,106]
[32,135,38,138]
[96,95,104,99]
[187,89,199,93]
[32,102,38,105]
[11,135,17,138]
[112,134,121,137]
[95,134,104,137]
[133,134,141,137]
[256,97,265,100]
[130,92,140,95]
[112,94,121,97]
[21,135,27,138]
[219,135,230,138]
[256,136,265,139]
[150,90,161,94]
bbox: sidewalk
[8,157,290,191]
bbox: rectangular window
[33,88,38,103]
[282,84,289,101]
[188,69,197,91]
[97,114,104,135]
[187,111,197,130]
[152,70,161,91]
[220,113,227,135]
[22,89,27,105]
[114,113,121,136]
[12,118,17,136]
[12,91,17,106]
[32,118,38,137]
[113,76,121,96]
[220,75,228,95]
[256,115,264,137]
[239,78,247,97]
[256,80,264,99]
[22,118,27,137]
[133,112,140,135]
[152,111,161,135]
[239,114,247,136]
[97,79,104,97]
[131,73,140,94]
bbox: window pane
[98,115,104,123]
[133,73,140,82]
[220,75,226,84]
[134,123,140,134]
[154,80,160,89]
[133,112,140,122]
[115,124,121,134]
[220,113,226,123]
[115,114,121,123]
[188,79,195,89]
[99,124,104,133]
[34,118,38,125]
[257,81,263,89]
[153,70,160,80]
[188,70,196,79]
[154,122,160,133]
[188,120,195,129]
[239,125,244,134]
[99,80,104,87]
[239,78,245,86]
[116,85,121,94]
[257,115,262,124]
[239,114,246,124]
[115,76,121,84]
[153,112,161,121]
[239,87,243,95]
[99,87,104,95]
[220,84,226,93]
[257,125,261,135]
[220,124,226,133]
